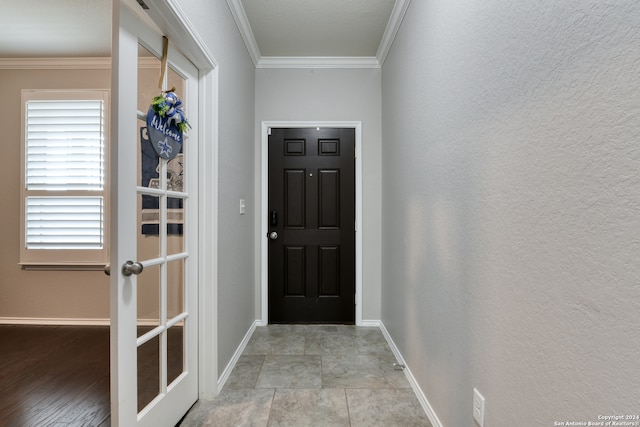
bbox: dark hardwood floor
[0,325,111,427]
[0,325,185,426]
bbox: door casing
[260,121,363,326]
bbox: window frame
[20,89,110,269]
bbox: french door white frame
[136,2,220,402]
[112,0,219,409]
[259,121,363,326]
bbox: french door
[110,1,199,425]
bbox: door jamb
[260,121,363,325]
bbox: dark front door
[268,127,355,324]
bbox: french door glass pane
[137,335,160,412]
[138,193,161,260]
[137,263,160,337]
[167,325,184,386]
[167,259,185,319]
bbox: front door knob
[269,231,278,240]
[122,260,144,276]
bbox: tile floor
[179,325,432,427]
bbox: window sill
[19,263,108,272]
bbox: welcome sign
[146,91,189,161]
[146,107,182,160]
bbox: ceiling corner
[376,0,412,66]
[226,0,261,66]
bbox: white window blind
[21,90,109,266]
[26,100,104,191]
[25,197,104,249]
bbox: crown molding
[257,56,380,69]
[0,57,111,70]
[226,0,261,67]
[376,0,411,66]
[0,57,166,70]
[227,0,409,70]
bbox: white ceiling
[0,0,111,58]
[241,0,394,57]
[0,0,409,67]
[230,0,410,67]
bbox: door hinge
[268,127,271,136]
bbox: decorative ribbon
[162,91,187,127]
[150,90,189,132]
[158,36,169,91]
[151,36,189,132]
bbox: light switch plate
[239,199,246,215]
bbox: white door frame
[121,0,219,401]
[260,121,363,326]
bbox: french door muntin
[111,1,198,425]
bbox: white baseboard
[217,320,259,393]
[0,317,110,326]
[360,319,381,327]
[378,322,444,427]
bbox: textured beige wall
[0,62,187,322]
[0,67,111,321]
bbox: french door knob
[104,264,111,276]
[269,231,278,240]
[122,260,144,276]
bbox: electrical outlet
[239,199,246,215]
[473,388,485,427]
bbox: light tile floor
[179,325,432,427]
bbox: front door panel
[268,128,355,323]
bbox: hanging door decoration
[146,89,190,160]
[141,36,189,235]
[146,37,191,161]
